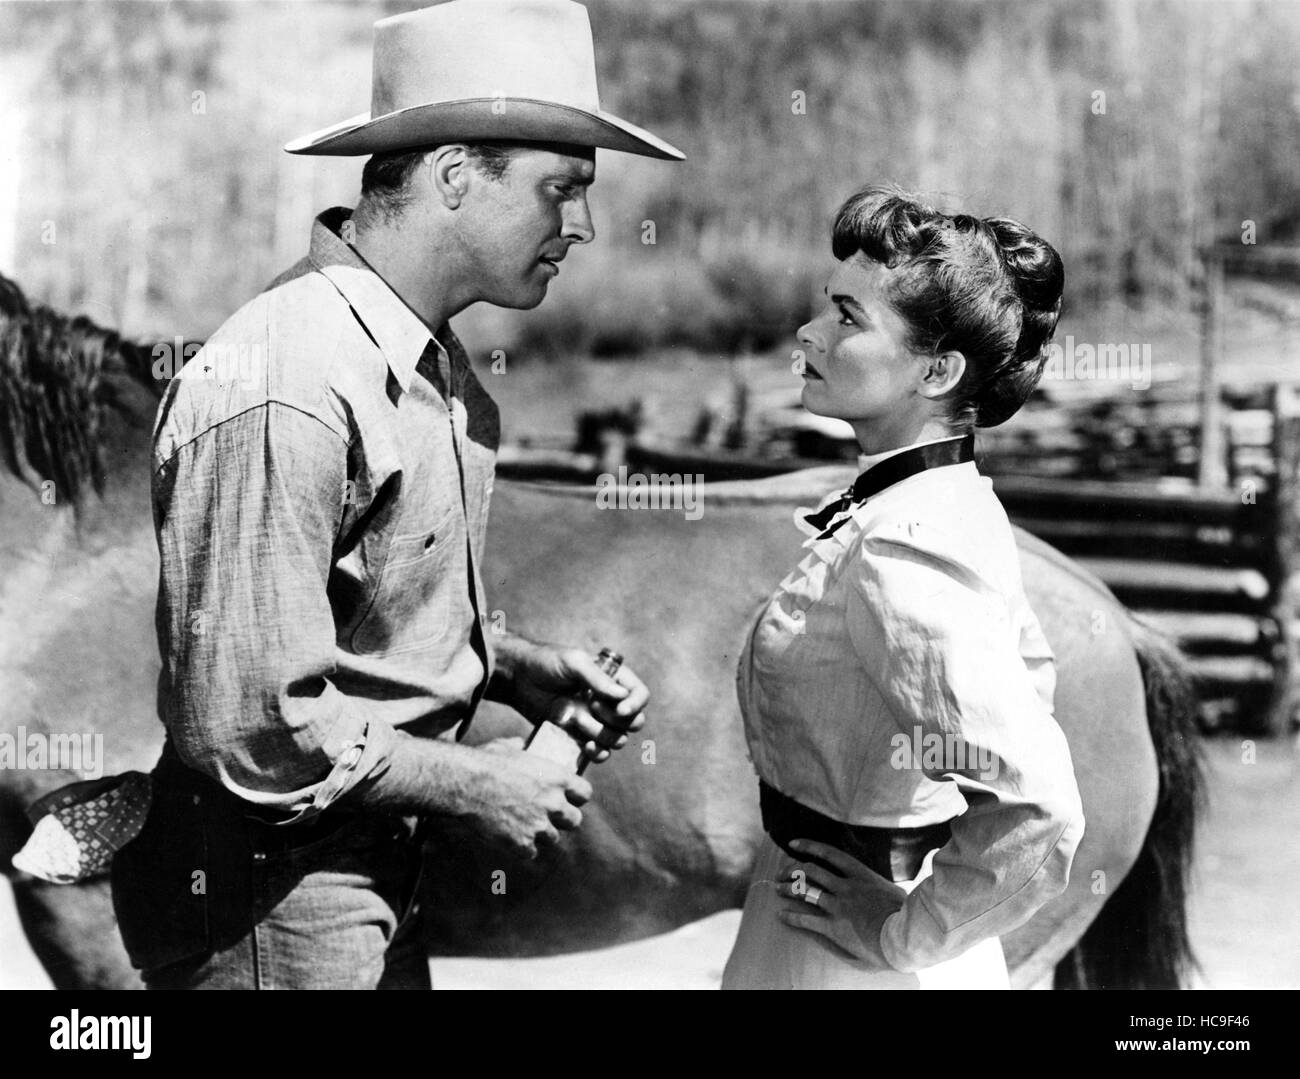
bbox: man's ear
[917,350,966,400]
[429,145,471,209]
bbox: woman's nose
[796,321,822,352]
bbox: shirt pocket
[350,505,460,656]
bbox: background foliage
[1,0,1297,363]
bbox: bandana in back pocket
[12,772,152,883]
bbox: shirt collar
[802,434,974,539]
[306,207,447,395]
[850,434,973,501]
[856,434,965,474]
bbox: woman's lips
[802,362,823,380]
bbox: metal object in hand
[525,647,624,774]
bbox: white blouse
[736,456,1086,972]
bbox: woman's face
[796,254,935,445]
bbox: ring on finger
[803,884,823,907]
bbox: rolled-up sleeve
[843,527,1085,972]
[153,399,396,822]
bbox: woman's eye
[836,309,856,326]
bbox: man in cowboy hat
[111,0,682,989]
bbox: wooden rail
[620,381,1300,734]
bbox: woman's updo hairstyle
[831,184,1064,429]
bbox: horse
[0,271,1201,988]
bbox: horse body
[425,474,1161,989]
[3,461,1178,989]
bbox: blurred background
[1,0,1298,988]
[3,0,1300,492]
[3,0,1298,360]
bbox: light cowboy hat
[285,0,684,160]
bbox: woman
[722,186,1085,989]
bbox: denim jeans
[111,744,429,990]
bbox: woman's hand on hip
[775,838,907,969]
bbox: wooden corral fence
[601,379,1300,735]
[987,386,1300,737]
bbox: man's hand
[463,738,594,859]
[348,730,589,850]
[489,634,649,765]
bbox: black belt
[241,804,364,854]
[759,781,952,883]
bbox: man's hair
[358,142,519,220]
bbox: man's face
[455,144,596,309]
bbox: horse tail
[1055,612,1205,988]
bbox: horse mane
[0,272,167,501]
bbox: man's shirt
[151,207,499,821]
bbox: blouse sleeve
[842,520,1086,973]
